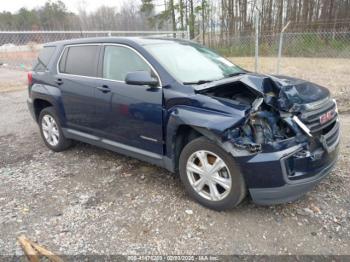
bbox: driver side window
[103,45,152,82]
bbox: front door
[94,45,163,155]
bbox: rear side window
[33,46,56,71]
[59,45,99,77]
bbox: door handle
[96,85,111,93]
[55,78,63,85]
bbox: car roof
[44,36,192,47]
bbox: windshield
[144,42,245,84]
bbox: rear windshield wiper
[183,80,215,85]
[34,57,49,70]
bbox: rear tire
[39,107,72,152]
[179,137,246,211]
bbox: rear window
[33,46,56,71]
[59,45,99,77]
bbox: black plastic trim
[62,128,166,168]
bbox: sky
[0,0,142,14]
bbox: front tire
[39,107,72,152]
[179,137,246,211]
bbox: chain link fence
[0,30,349,109]
[1,30,348,71]
[197,30,350,110]
[210,31,350,56]
[0,29,349,142]
[280,31,350,58]
[203,31,350,67]
[0,30,189,71]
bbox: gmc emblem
[320,110,335,124]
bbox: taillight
[27,71,33,86]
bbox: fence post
[254,11,259,73]
[187,25,191,40]
[276,21,290,74]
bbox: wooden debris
[17,235,40,262]
[17,235,64,262]
[28,239,64,262]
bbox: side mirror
[125,71,159,87]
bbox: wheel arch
[173,125,202,172]
[33,99,53,121]
[165,106,244,173]
[31,84,65,125]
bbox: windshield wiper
[224,72,246,78]
[183,80,215,85]
[183,72,246,85]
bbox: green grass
[214,35,350,58]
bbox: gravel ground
[0,90,350,256]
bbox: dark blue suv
[27,37,340,210]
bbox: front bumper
[249,154,337,205]
[235,120,340,205]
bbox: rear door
[94,44,163,155]
[56,44,101,133]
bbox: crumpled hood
[195,73,330,112]
[266,75,330,109]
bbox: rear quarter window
[59,45,99,77]
[33,46,56,71]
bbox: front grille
[300,99,337,133]
[299,98,340,153]
[284,99,339,181]
[320,120,340,153]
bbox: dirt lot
[0,68,27,92]
[0,91,350,254]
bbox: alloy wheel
[41,115,60,146]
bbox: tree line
[0,0,349,38]
[0,1,152,31]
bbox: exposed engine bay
[198,74,338,155]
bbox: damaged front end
[197,74,340,203]
[226,97,307,155]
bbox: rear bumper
[27,97,36,121]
